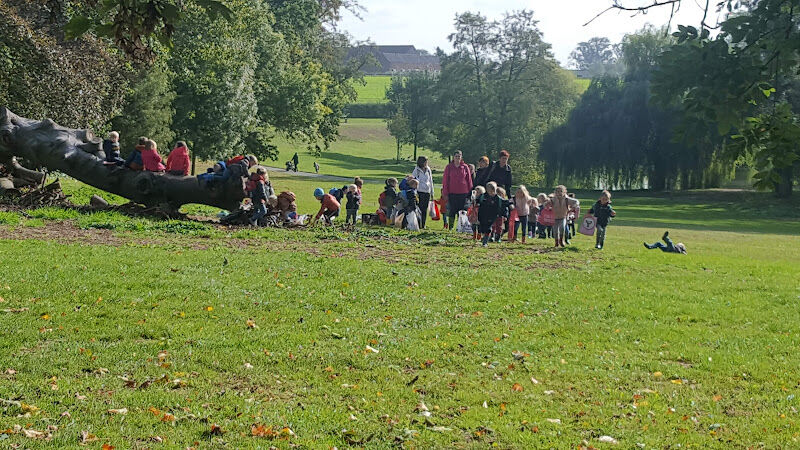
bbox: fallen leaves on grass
[246,318,258,329]
[204,306,213,312]
[511,383,524,392]
[80,430,98,443]
[251,425,294,440]
[365,345,379,354]
[107,408,128,415]
[209,424,224,436]
[1,307,28,313]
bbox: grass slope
[270,119,448,181]
[1,189,799,448]
[352,76,392,104]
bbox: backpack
[329,187,345,202]
[226,155,245,166]
[396,190,410,209]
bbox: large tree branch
[585,0,684,26]
[0,107,246,211]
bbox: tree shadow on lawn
[322,151,415,170]
[591,189,800,235]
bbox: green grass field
[269,118,448,182]
[2,175,800,447]
[352,76,392,104]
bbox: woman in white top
[411,156,435,229]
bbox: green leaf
[64,16,93,40]
[195,0,233,21]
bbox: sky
[337,0,718,66]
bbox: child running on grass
[311,187,340,226]
[469,186,485,240]
[548,185,579,248]
[589,190,616,249]
[477,182,502,247]
[511,185,532,243]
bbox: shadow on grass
[578,189,800,235]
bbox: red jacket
[315,194,340,219]
[442,162,473,196]
[166,145,190,175]
[141,148,166,172]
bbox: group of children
[103,132,191,176]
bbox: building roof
[346,45,440,75]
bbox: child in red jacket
[166,141,190,176]
[311,187,340,226]
[141,139,166,172]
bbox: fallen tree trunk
[0,107,245,210]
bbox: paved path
[264,166,383,184]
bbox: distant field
[353,74,592,103]
[352,75,392,104]
[575,77,591,92]
[270,119,448,182]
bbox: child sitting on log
[141,139,166,172]
[124,137,146,171]
[103,131,125,166]
[166,141,190,176]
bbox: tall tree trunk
[775,165,793,198]
[0,108,245,210]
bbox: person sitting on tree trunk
[644,231,687,254]
[103,131,125,166]
[221,155,258,182]
[166,141,190,176]
[124,136,146,171]
[141,139,166,172]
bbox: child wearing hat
[311,187,340,226]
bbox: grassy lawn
[1,186,800,448]
[269,119,448,182]
[352,76,392,104]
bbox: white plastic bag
[406,211,420,231]
[456,210,472,233]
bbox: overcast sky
[337,0,717,66]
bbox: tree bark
[0,108,245,210]
[775,165,793,198]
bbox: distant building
[347,45,440,75]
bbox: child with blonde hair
[469,186,486,240]
[547,185,579,248]
[141,139,166,172]
[345,184,361,225]
[535,193,549,238]
[493,187,510,242]
[512,185,532,243]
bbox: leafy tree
[65,0,233,63]
[569,37,620,75]
[111,62,176,157]
[428,10,580,173]
[386,73,436,161]
[0,1,129,130]
[541,26,732,190]
[651,0,800,196]
[168,2,260,170]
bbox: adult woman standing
[412,156,435,229]
[441,150,473,228]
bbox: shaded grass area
[0,203,799,447]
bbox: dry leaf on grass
[107,408,127,415]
